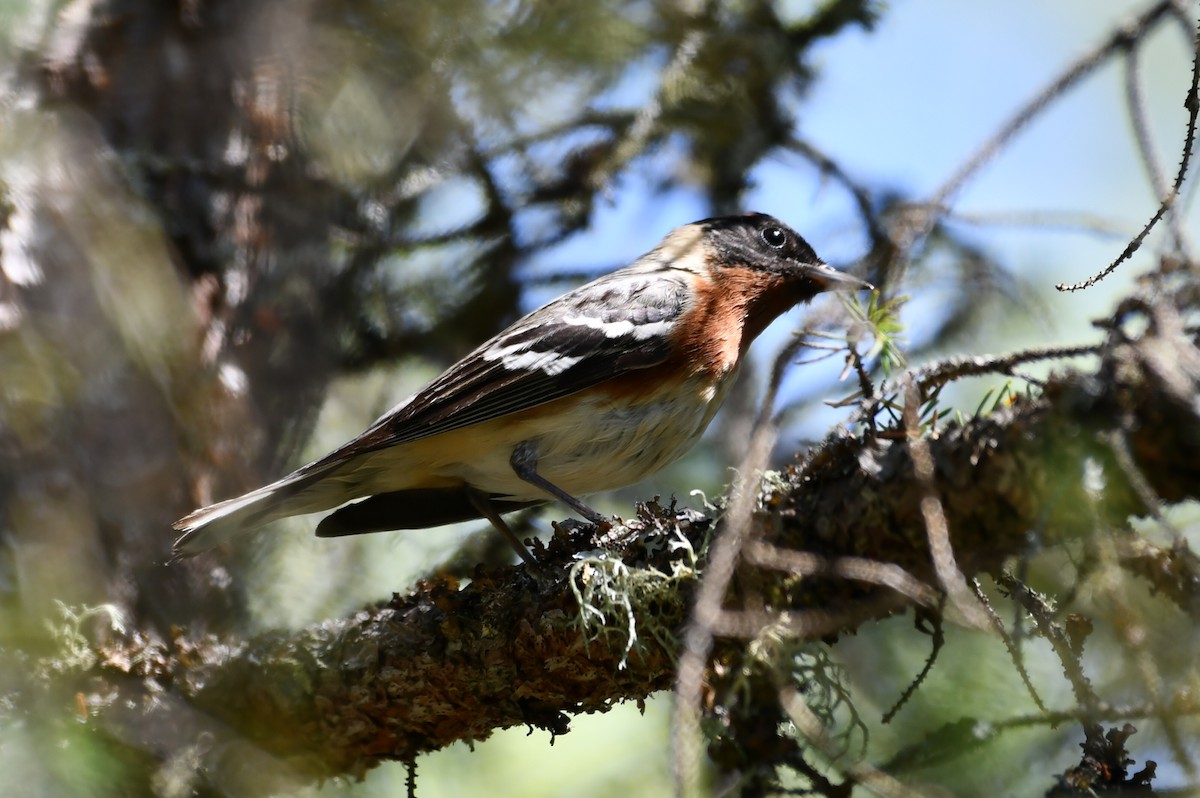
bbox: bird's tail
[171,462,347,558]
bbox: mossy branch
[71,307,1200,784]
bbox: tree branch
[78,302,1200,783]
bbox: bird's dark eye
[761,226,787,249]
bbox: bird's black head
[699,212,870,291]
[700,213,818,270]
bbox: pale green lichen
[742,619,867,758]
[569,521,700,669]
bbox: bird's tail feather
[171,463,347,558]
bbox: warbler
[173,213,871,562]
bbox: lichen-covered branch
[80,311,1200,783]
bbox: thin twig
[911,343,1103,393]
[947,208,1136,238]
[1058,7,1200,291]
[671,262,793,798]
[881,596,946,724]
[970,577,1049,715]
[779,686,929,798]
[785,136,888,248]
[995,572,1100,714]
[934,1,1176,209]
[743,541,940,608]
[1124,38,1192,255]
[602,7,712,192]
[1105,430,1183,543]
[903,378,991,630]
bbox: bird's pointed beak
[806,262,874,292]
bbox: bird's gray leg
[510,441,607,525]
[465,486,539,567]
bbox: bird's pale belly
[483,382,730,501]
[355,372,736,504]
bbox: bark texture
[75,313,1200,782]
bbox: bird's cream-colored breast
[346,368,736,503]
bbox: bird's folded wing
[296,268,694,474]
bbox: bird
[172,213,872,563]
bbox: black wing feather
[315,488,542,535]
[319,266,693,462]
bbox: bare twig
[903,378,991,630]
[743,541,940,608]
[971,577,1049,715]
[947,208,1137,238]
[671,301,796,797]
[934,1,1177,209]
[1124,37,1192,256]
[911,342,1102,393]
[785,136,888,250]
[1058,7,1200,291]
[779,686,928,798]
[995,573,1100,713]
[881,596,946,724]
[1105,430,1182,543]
